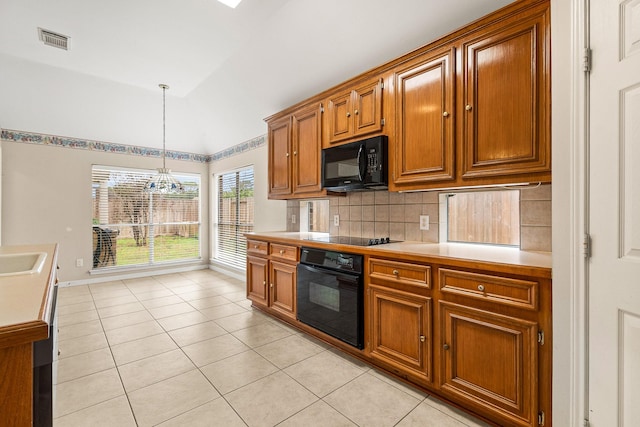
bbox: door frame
[551,0,589,425]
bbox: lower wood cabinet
[367,284,432,384]
[246,240,298,320]
[439,301,539,427]
[246,240,551,427]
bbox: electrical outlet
[334,214,340,227]
[291,214,296,224]
[419,215,429,230]
[76,258,84,268]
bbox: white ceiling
[0,0,514,154]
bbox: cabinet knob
[420,335,425,342]
[465,105,472,111]
[263,280,266,285]
[346,112,351,117]
[286,152,289,157]
[392,269,399,276]
[270,283,274,288]
[279,249,284,255]
[58,350,61,356]
[443,111,450,117]
[477,284,485,292]
[293,151,297,156]
[254,245,258,249]
[354,109,359,115]
[443,343,450,350]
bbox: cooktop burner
[306,236,399,246]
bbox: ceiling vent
[38,28,70,50]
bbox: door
[247,256,268,307]
[269,260,296,319]
[439,301,538,427]
[588,0,640,425]
[267,116,292,197]
[368,284,431,382]
[460,4,550,180]
[327,91,352,144]
[393,47,455,186]
[292,103,323,195]
[352,78,383,138]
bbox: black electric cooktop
[306,236,400,247]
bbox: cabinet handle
[263,280,266,285]
[443,111,450,117]
[270,283,274,288]
[346,112,351,117]
[392,269,399,276]
[279,249,284,255]
[443,343,450,350]
[354,109,359,115]
[254,245,258,249]
[477,284,485,292]
[293,151,297,156]
[286,152,289,157]
[420,335,425,342]
[465,105,472,111]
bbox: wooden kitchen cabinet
[459,1,550,182]
[267,103,325,199]
[438,266,549,427]
[392,46,455,186]
[389,0,550,191]
[367,257,433,384]
[439,301,538,427]
[325,77,384,146]
[245,239,298,320]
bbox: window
[91,166,201,269]
[444,190,520,246]
[215,167,254,269]
[297,200,330,233]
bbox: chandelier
[144,84,184,193]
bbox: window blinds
[216,167,254,269]
[91,165,201,269]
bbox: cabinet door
[269,260,297,319]
[292,103,323,194]
[439,301,538,427]
[368,284,432,383]
[268,116,292,197]
[247,256,268,307]
[326,91,352,144]
[352,78,384,138]
[460,6,550,180]
[394,48,455,186]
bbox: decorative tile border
[0,129,264,163]
[210,134,266,162]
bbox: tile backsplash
[287,184,551,252]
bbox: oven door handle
[357,144,365,182]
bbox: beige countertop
[246,232,552,277]
[0,243,58,347]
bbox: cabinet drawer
[269,243,298,262]
[247,240,268,256]
[439,268,538,311]
[369,258,431,289]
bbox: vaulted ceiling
[0,0,514,155]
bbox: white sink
[0,252,47,276]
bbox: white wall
[0,53,203,153]
[1,141,210,282]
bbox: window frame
[91,164,202,271]
[213,165,255,270]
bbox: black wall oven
[296,247,364,349]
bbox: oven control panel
[300,247,363,274]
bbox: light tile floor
[53,269,491,427]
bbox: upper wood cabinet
[392,47,456,186]
[324,77,384,147]
[267,103,325,199]
[389,0,550,191]
[459,3,550,181]
[267,116,292,198]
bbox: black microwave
[322,135,388,192]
